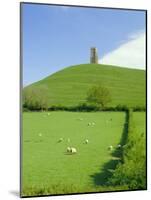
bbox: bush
[108,109,146,189]
[115,104,129,111]
[47,103,100,112]
[86,85,112,108]
[75,103,100,111]
[47,105,141,112]
[23,86,49,111]
[132,106,146,112]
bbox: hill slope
[24,64,146,107]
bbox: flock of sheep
[41,114,122,155]
[56,137,122,155]
[58,137,89,154]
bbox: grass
[22,111,126,196]
[24,64,146,107]
[133,112,146,134]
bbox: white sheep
[70,147,77,154]
[67,147,71,152]
[117,144,122,148]
[108,145,113,151]
[85,139,89,144]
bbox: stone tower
[90,47,98,64]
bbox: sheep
[108,145,113,151]
[117,144,122,149]
[67,147,71,152]
[70,147,77,154]
[85,139,89,144]
[66,147,77,154]
[58,138,63,142]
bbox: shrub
[115,104,129,111]
[48,103,100,112]
[132,106,146,112]
[86,85,112,108]
[108,109,146,190]
[23,86,49,111]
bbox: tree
[86,85,111,108]
[23,86,49,110]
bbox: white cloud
[100,31,146,70]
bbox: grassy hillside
[24,64,146,107]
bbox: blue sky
[22,3,146,86]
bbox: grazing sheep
[58,138,63,142]
[39,133,42,137]
[117,144,122,149]
[85,139,89,144]
[66,147,77,154]
[70,147,77,154]
[108,145,113,151]
[67,147,71,152]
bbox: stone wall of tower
[90,47,98,64]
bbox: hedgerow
[23,102,146,112]
[108,109,146,189]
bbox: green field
[133,112,146,134]
[24,64,146,107]
[22,111,127,196]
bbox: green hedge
[23,103,146,112]
[108,109,146,190]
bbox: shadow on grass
[64,152,77,156]
[90,111,129,186]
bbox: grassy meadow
[22,111,127,196]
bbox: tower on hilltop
[90,47,98,64]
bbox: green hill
[24,64,146,107]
